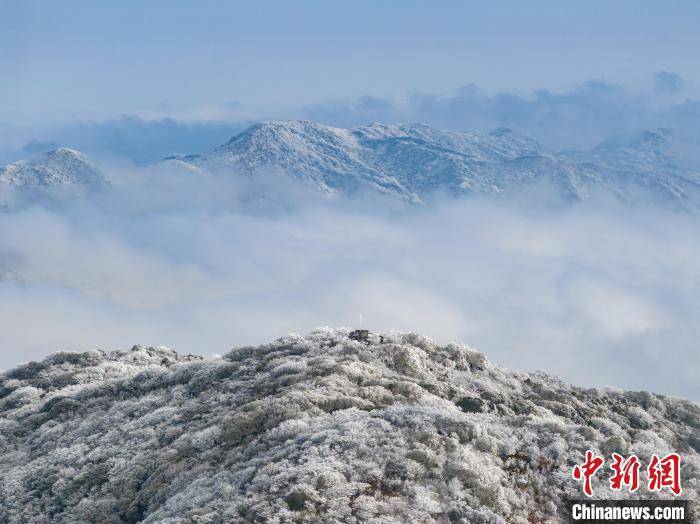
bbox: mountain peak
[0,147,105,189]
[13,120,692,206]
[489,126,517,136]
[572,127,679,176]
[637,127,674,148]
[48,147,90,159]
[208,120,399,195]
[223,120,344,144]
[1,328,697,522]
[191,120,698,204]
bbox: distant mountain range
[3,121,699,205]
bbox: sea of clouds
[1,161,699,401]
[2,73,700,400]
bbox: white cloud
[1,174,699,400]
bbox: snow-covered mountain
[3,123,698,206]
[181,120,700,204]
[204,120,410,198]
[0,148,105,189]
[0,329,697,522]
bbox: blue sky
[2,1,699,126]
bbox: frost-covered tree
[0,329,697,523]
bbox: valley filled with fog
[2,121,700,401]
[4,5,700,522]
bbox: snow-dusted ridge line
[0,147,107,189]
[1,328,697,522]
[196,121,698,201]
[190,120,698,203]
[2,121,698,206]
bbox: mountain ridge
[0,147,106,189]
[3,121,699,206]
[0,328,697,522]
[180,120,700,204]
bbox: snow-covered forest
[1,329,697,522]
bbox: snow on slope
[0,148,106,189]
[2,123,697,207]
[207,120,410,198]
[1,329,697,523]
[188,121,700,204]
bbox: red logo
[647,453,682,496]
[573,451,682,496]
[572,450,605,497]
[609,453,640,492]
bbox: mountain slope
[1,329,697,523]
[206,120,409,197]
[0,148,106,189]
[561,128,700,203]
[188,121,700,204]
[4,123,698,206]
